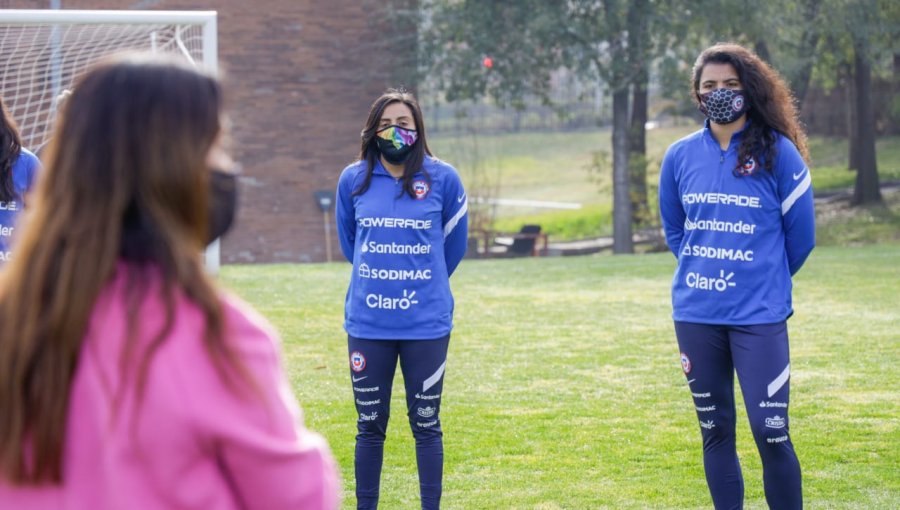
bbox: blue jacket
[658,122,815,325]
[336,156,468,340]
[0,148,40,261]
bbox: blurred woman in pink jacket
[0,53,339,509]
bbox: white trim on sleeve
[443,198,468,239]
[781,170,811,215]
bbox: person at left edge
[0,95,41,263]
[336,88,468,510]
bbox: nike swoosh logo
[793,168,807,180]
[457,194,465,203]
[687,379,696,384]
[352,376,367,382]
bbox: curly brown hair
[691,43,809,175]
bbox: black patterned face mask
[698,88,749,125]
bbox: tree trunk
[792,0,822,112]
[612,86,633,253]
[851,36,882,205]
[754,39,772,64]
[846,62,859,171]
[626,0,649,226]
[628,78,649,226]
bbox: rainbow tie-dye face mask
[376,125,418,149]
[375,125,418,164]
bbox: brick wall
[1,0,418,262]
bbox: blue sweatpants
[349,335,449,510]
[674,321,802,510]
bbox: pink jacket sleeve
[182,294,340,510]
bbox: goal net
[0,9,222,270]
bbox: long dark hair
[692,43,809,174]
[353,89,434,198]
[0,97,23,203]
[0,53,248,484]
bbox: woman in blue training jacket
[658,43,815,510]
[336,89,468,510]
[0,96,40,263]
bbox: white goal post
[0,9,223,272]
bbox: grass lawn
[220,243,899,509]
[430,127,900,243]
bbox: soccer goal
[0,9,223,272]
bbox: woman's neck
[380,156,405,179]
[709,115,747,151]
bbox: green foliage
[220,244,900,509]
[492,204,613,240]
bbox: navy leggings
[675,321,802,510]
[349,335,449,510]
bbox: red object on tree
[482,56,493,69]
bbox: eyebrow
[702,77,739,84]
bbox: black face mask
[207,169,237,245]
[119,170,237,261]
[374,125,418,165]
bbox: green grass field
[430,127,900,243]
[221,243,900,509]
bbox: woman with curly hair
[658,43,815,509]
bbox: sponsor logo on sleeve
[416,406,436,418]
[415,392,441,400]
[356,398,381,406]
[759,401,788,408]
[700,420,716,430]
[353,386,380,393]
[767,435,789,443]
[416,420,438,428]
[695,405,717,412]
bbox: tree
[423,0,677,253]
[850,27,881,204]
[813,0,896,204]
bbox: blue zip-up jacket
[0,148,40,262]
[336,156,468,340]
[658,122,815,325]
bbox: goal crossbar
[0,10,216,26]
